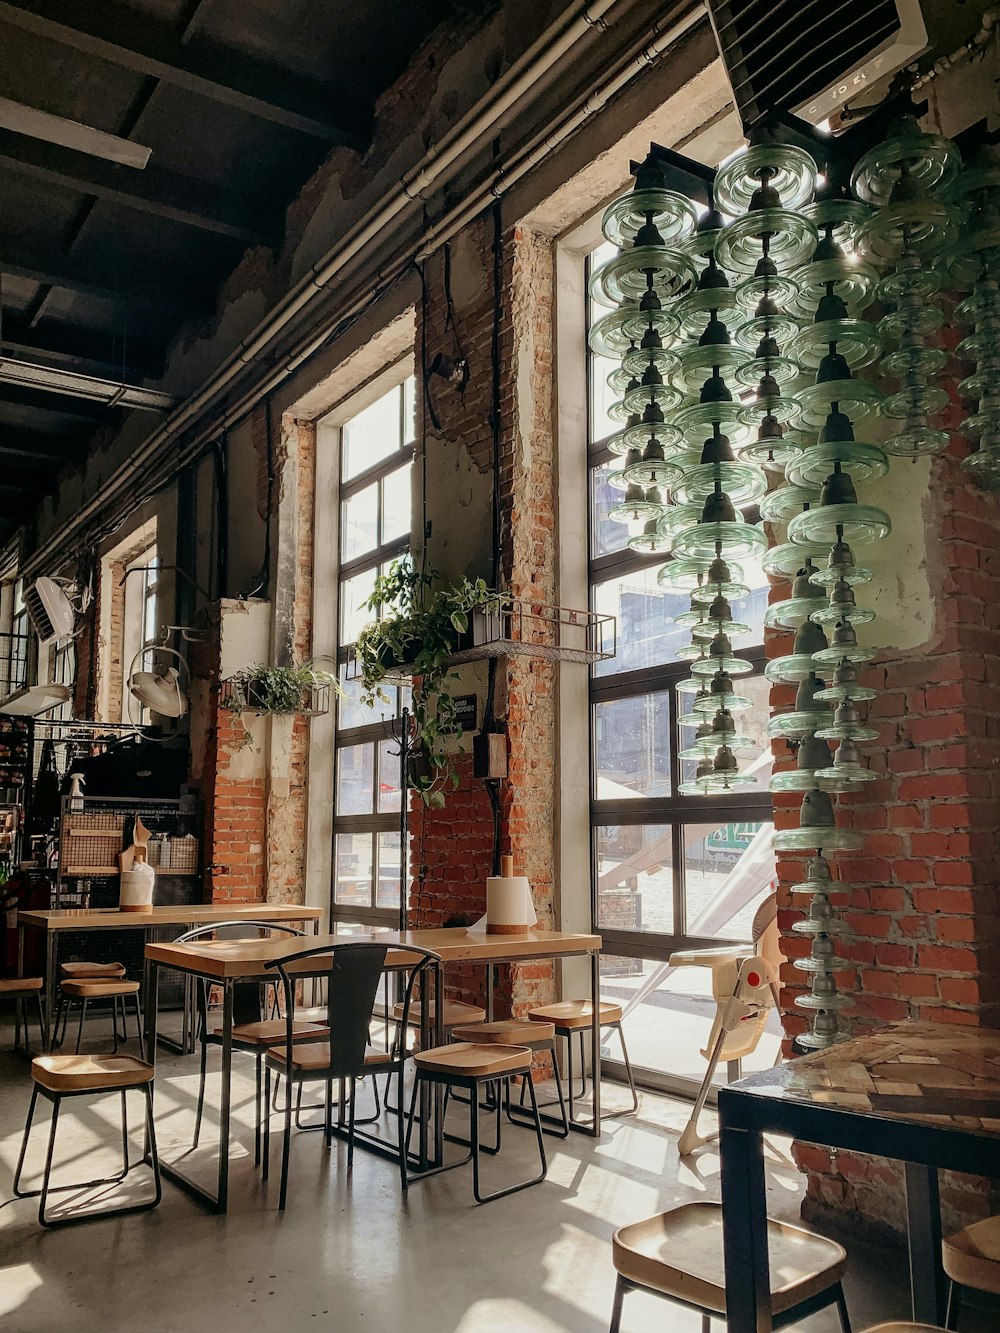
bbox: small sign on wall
[453,694,478,732]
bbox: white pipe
[27,0,709,574]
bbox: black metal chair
[175,920,315,1165]
[261,941,440,1210]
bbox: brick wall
[771,380,1000,1237]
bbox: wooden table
[19,903,323,1051]
[143,925,603,1213]
[718,1020,1000,1333]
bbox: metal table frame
[719,1047,1000,1333]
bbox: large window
[585,238,779,1091]
[120,549,159,724]
[331,375,415,927]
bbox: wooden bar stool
[860,1326,949,1332]
[0,977,45,1053]
[56,979,144,1057]
[402,1042,547,1203]
[53,962,128,1045]
[13,1053,160,1227]
[385,998,486,1114]
[451,1018,569,1138]
[943,1213,1000,1328]
[610,1201,850,1332]
[528,999,638,1118]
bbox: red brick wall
[770,387,1000,1236]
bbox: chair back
[750,893,783,976]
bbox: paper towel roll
[486,875,533,934]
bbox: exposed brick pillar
[771,404,1000,1237]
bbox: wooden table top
[724,1020,1000,1135]
[145,926,602,979]
[19,903,324,932]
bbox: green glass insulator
[796,377,882,429]
[790,319,882,372]
[763,540,830,578]
[851,118,961,207]
[716,209,818,275]
[607,420,686,456]
[857,198,958,263]
[961,443,1000,489]
[673,461,768,507]
[592,247,698,308]
[601,188,699,248]
[759,484,820,524]
[786,440,888,488]
[715,143,817,215]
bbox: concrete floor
[0,1013,986,1333]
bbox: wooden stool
[528,999,638,1118]
[943,1213,1000,1328]
[610,1201,850,1332]
[386,999,486,1113]
[13,1054,160,1227]
[0,976,45,1053]
[56,979,144,1057]
[402,1042,547,1203]
[60,962,127,979]
[860,1325,949,1332]
[452,1018,568,1138]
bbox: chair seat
[612,1201,847,1315]
[412,1041,532,1079]
[60,962,126,979]
[267,1042,392,1071]
[942,1213,1000,1294]
[859,1325,949,1332]
[211,1019,327,1047]
[452,1018,556,1045]
[528,999,622,1030]
[60,979,140,998]
[32,1053,155,1093]
[0,976,43,994]
[393,999,486,1028]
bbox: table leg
[17,920,24,977]
[590,950,601,1133]
[487,963,495,1023]
[44,932,56,1052]
[217,980,234,1213]
[143,960,159,1164]
[904,1162,947,1326]
[720,1119,771,1333]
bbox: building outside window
[329,374,415,929]
[584,236,780,1093]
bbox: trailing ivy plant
[355,560,507,807]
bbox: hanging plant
[221,661,340,716]
[355,560,507,807]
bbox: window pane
[682,819,774,940]
[337,668,399,729]
[590,353,618,444]
[679,672,772,786]
[334,832,373,908]
[731,550,769,646]
[380,463,411,546]
[592,567,691,677]
[339,567,376,645]
[377,737,402,812]
[376,831,402,908]
[590,461,630,559]
[595,824,674,934]
[341,482,379,562]
[403,375,416,445]
[594,692,671,799]
[336,743,374,816]
[342,387,401,481]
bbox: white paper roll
[120,862,155,913]
[486,875,535,934]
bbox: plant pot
[472,608,511,647]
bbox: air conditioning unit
[24,576,75,644]
[706,0,929,130]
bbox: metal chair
[0,976,45,1054]
[175,920,313,1165]
[262,941,439,1210]
[609,1200,850,1332]
[13,1053,161,1227]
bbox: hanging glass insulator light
[815,697,878,742]
[788,467,891,545]
[764,560,826,630]
[771,784,864,853]
[814,659,877,705]
[768,730,837,792]
[760,484,821,525]
[808,535,874,589]
[785,407,889,490]
[768,671,831,741]
[670,485,768,562]
[765,618,829,684]
[672,426,768,507]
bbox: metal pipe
[27,0,710,573]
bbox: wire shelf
[346,599,617,683]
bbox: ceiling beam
[0,242,209,313]
[0,131,269,242]
[0,426,88,464]
[0,0,368,143]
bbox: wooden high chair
[669,892,783,1156]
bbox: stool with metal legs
[451,1018,569,1139]
[55,979,145,1057]
[402,1042,547,1204]
[13,1053,161,1227]
[51,962,127,1047]
[528,999,638,1119]
[1,976,45,1053]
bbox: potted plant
[355,560,507,807]
[221,661,340,715]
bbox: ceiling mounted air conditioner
[24,577,75,645]
[706,0,929,130]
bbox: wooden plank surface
[19,903,323,931]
